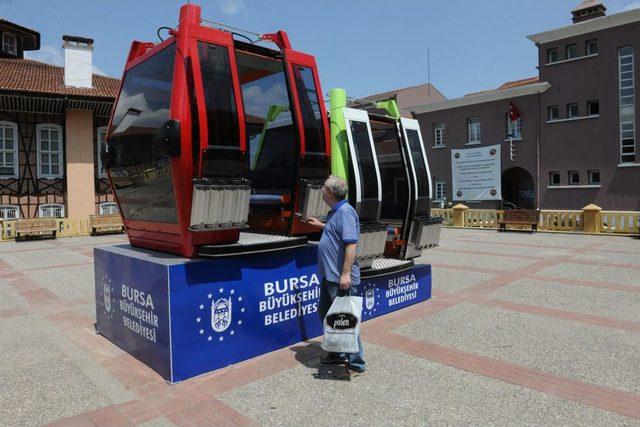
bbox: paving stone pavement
[0,229,639,426]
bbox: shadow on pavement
[289,342,345,381]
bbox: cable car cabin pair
[329,90,442,275]
[103,4,329,258]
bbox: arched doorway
[502,167,535,209]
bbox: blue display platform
[94,244,431,383]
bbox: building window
[548,105,559,121]
[587,100,599,116]
[568,170,580,185]
[0,121,19,178]
[567,103,579,118]
[433,122,445,147]
[97,126,107,177]
[467,117,481,144]
[619,46,635,163]
[36,124,63,179]
[99,202,119,215]
[0,205,19,220]
[2,32,17,56]
[506,115,522,140]
[588,169,600,185]
[38,204,64,218]
[547,48,559,63]
[586,39,598,55]
[549,171,561,186]
[434,177,446,201]
[565,44,578,60]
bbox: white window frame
[467,117,481,144]
[619,46,636,164]
[568,170,580,186]
[565,43,578,60]
[549,171,561,186]
[97,126,107,178]
[433,122,445,147]
[36,124,64,179]
[567,103,579,118]
[0,205,19,220]
[434,177,446,201]
[506,116,522,140]
[586,39,598,56]
[38,203,65,218]
[587,100,599,116]
[588,169,600,185]
[0,121,19,179]
[2,32,17,56]
[99,202,119,215]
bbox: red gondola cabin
[104,4,330,257]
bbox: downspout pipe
[536,92,541,210]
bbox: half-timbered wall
[0,109,115,218]
[0,110,65,218]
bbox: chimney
[572,0,607,23]
[62,35,94,88]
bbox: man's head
[322,175,348,207]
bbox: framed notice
[451,144,501,201]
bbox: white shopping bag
[321,295,363,353]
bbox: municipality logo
[362,283,380,317]
[98,275,115,320]
[196,287,245,343]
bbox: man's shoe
[332,365,364,381]
[320,354,347,365]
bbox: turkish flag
[508,101,520,121]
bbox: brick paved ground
[1,229,639,425]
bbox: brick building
[0,18,118,219]
[361,82,446,117]
[411,1,640,211]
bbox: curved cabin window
[349,120,378,200]
[197,42,244,177]
[236,50,296,203]
[292,66,325,155]
[108,43,178,223]
[370,119,409,224]
[405,128,429,213]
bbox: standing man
[307,175,365,380]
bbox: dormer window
[2,32,17,56]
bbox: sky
[3,0,640,100]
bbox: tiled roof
[497,77,540,90]
[0,58,119,99]
[362,82,447,103]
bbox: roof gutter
[411,82,551,115]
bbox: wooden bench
[15,218,57,241]
[89,214,125,236]
[498,209,540,232]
